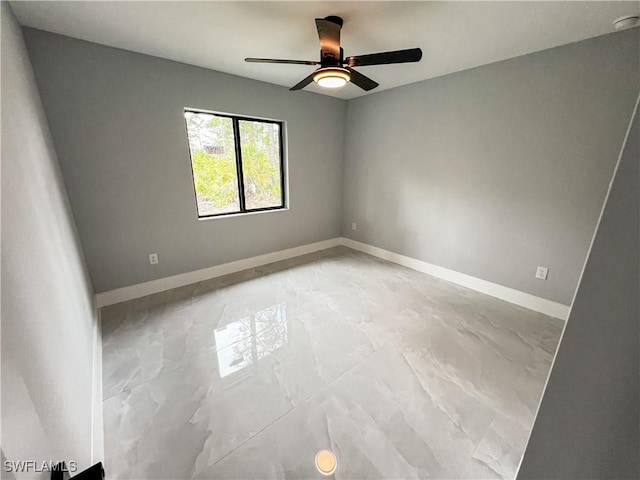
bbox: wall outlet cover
[149,253,159,265]
[536,266,549,280]
[351,222,357,231]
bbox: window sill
[197,207,290,221]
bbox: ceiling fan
[245,15,422,92]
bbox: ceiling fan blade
[346,48,422,67]
[290,71,317,91]
[345,67,379,91]
[245,58,318,65]
[315,16,342,61]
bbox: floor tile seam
[471,408,503,455]
[102,388,127,403]
[101,364,182,403]
[101,341,222,402]
[102,305,322,403]
[101,313,545,412]
[101,252,415,392]
[469,415,522,480]
[103,307,291,399]
[469,389,539,470]
[193,342,393,476]
[353,250,557,326]
[392,331,536,433]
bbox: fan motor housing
[320,47,344,67]
[323,15,343,27]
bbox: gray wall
[342,29,639,305]
[1,4,101,477]
[23,28,346,293]
[518,98,639,478]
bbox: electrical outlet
[351,222,357,231]
[148,253,159,265]
[535,266,548,280]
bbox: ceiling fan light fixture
[313,67,351,88]
[247,15,420,92]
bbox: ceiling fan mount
[245,15,423,91]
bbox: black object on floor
[71,462,105,480]
[51,462,71,480]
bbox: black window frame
[184,108,287,219]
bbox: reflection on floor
[101,247,563,479]
[214,303,288,379]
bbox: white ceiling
[10,1,639,99]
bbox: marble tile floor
[101,246,563,480]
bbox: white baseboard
[95,236,569,320]
[91,304,104,464]
[340,238,570,321]
[95,238,342,307]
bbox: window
[184,109,286,218]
